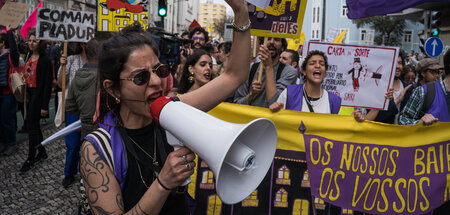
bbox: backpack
[422,82,435,114]
[248,62,285,91]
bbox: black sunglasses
[120,63,170,86]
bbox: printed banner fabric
[249,0,307,39]
[187,102,450,215]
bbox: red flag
[20,1,43,39]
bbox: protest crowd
[1,0,450,214]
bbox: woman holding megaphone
[79,0,250,214]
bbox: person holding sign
[79,0,251,214]
[400,49,450,125]
[234,37,297,107]
[269,50,342,114]
[20,29,52,173]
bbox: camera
[148,28,193,65]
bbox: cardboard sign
[304,41,399,110]
[249,0,308,39]
[36,8,95,42]
[0,1,31,29]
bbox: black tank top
[122,122,189,214]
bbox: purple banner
[346,0,449,19]
[304,134,450,214]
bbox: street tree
[353,16,406,46]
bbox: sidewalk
[0,97,80,214]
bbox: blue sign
[425,37,444,58]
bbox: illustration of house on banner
[97,0,148,32]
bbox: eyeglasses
[120,63,170,86]
[428,69,441,75]
[193,36,204,41]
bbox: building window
[124,20,128,25]
[293,199,309,215]
[200,171,215,189]
[116,19,120,25]
[102,20,108,31]
[116,9,120,13]
[341,5,348,17]
[403,30,413,43]
[134,14,138,21]
[242,190,259,207]
[316,7,320,23]
[207,195,222,215]
[274,188,288,207]
[360,29,367,41]
[102,7,108,15]
[359,29,374,45]
[312,8,316,23]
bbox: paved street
[0,98,80,214]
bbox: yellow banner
[188,102,450,214]
[97,0,148,32]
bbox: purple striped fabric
[346,0,450,19]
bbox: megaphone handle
[172,146,193,186]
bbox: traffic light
[158,0,167,17]
[430,11,441,37]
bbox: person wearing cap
[417,58,441,85]
[399,51,449,125]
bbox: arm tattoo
[80,142,120,215]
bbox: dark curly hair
[97,26,159,121]
[188,27,209,43]
[177,49,210,94]
[301,50,329,72]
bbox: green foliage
[353,16,406,46]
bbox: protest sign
[97,0,148,32]
[249,0,307,39]
[36,8,95,43]
[187,102,450,215]
[0,1,31,29]
[304,41,399,110]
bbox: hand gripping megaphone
[150,97,278,204]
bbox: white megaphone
[150,97,278,205]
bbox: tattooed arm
[80,141,175,215]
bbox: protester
[178,49,212,94]
[269,50,341,114]
[50,41,62,113]
[417,58,441,85]
[57,42,88,188]
[0,25,19,156]
[79,0,250,213]
[215,41,232,79]
[188,26,208,50]
[279,49,302,84]
[20,29,52,173]
[234,37,297,107]
[399,49,449,125]
[66,38,99,138]
[280,49,299,69]
[401,64,417,85]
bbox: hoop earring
[115,97,120,104]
